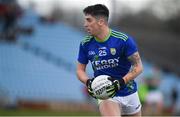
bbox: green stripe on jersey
[112,30,128,38]
[111,31,128,40]
[81,35,93,45]
[111,33,128,41]
[111,30,128,41]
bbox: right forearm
[76,70,89,85]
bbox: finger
[113,81,120,90]
[106,85,115,91]
[87,88,93,93]
[108,92,116,98]
[107,89,116,97]
[106,88,115,94]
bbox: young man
[76,4,143,116]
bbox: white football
[91,75,113,100]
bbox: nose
[84,21,88,28]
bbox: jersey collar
[94,29,111,43]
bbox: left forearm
[123,64,143,84]
[123,52,143,84]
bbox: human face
[84,14,101,36]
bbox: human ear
[98,18,104,25]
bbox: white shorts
[98,92,141,115]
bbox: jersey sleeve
[124,36,138,58]
[77,43,89,64]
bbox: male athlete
[76,4,143,116]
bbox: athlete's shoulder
[81,35,94,46]
[111,29,129,42]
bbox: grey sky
[17,0,152,15]
[17,0,180,20]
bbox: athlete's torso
[78,29,138,96]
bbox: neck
[95,26,110,41]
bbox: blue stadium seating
[0,10,86,102]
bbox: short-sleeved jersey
[78,29,138,96]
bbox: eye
[86,18,92,22]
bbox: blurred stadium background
[0,0,180,116]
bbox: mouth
[86,28,91,33]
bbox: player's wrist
[113,78,126,90]
[118,78,125,89]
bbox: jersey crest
[110,48,116,55]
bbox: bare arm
[123,52,143,84]
[76,62,90,85]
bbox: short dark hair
[83,4,109,22]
